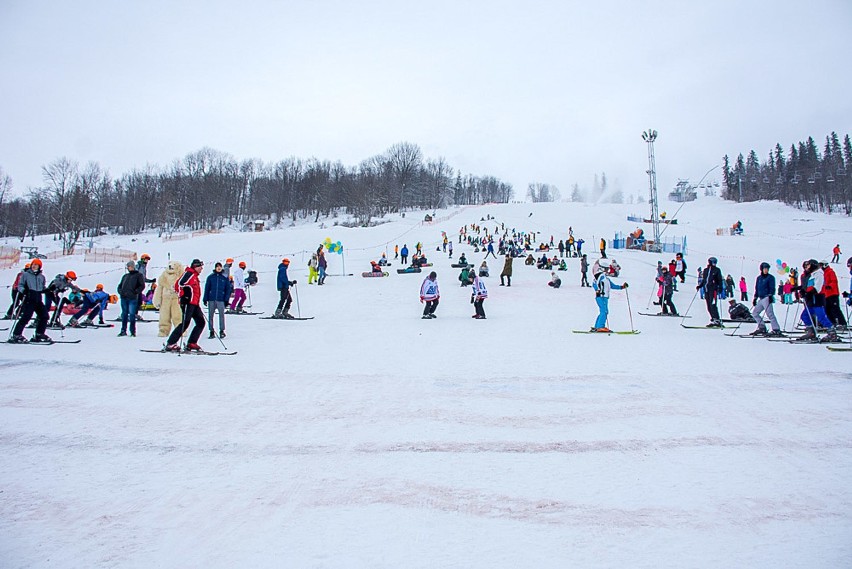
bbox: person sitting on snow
[727,298,753,321]
[478,261,489,277]
[548,271,562,289]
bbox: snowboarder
[499,254,512,286]
[8,259,51,343]
[204,261,232,339]
[165,259,206,351]
[471,272,488,319]
[420,271,440,319]
[591,258,627,332]
[274,258,297,318]
[117,260,146,337]
[697,257,724,327]
[749,262,782,336]
[154,261,184,337]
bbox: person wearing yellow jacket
[153,260,183,337]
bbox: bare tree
[386,142,423,211]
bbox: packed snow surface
[1,196,851,568]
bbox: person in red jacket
[165,259,206,351]
[820,260,847,327]
[3,262,30,319]
[831,244,841,264]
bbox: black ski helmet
[708,257,718,265]
[847,256,852,266]
[759,262,770,271]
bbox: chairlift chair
[814,171,822,180]
[826,174,835,183]
[838,167,847,176]
[775,175,784,185]
[762,176,770,184]
[807,175,815,185]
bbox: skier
[725,274,735,299]
[590,258,628,332]
[222,258,233,280]
[308,253,319,284]
[697,257,724,327]
[154,261,183,337]
[117,260,146,337]
[484,240,496,259]
[499,254,512,286]
[471,272,488,319]
[548,271,562,289]
[831,244,841,264]
[419,271,440,319]
[749,262,782,336]
[656,267,678,316]
[44,270,80,327]
[820,260,847,328]
[204,261,232,339]
[165,259,206,351]
[274,258,297,319]
[394,244,399,259]
[135,254,155,321]
[580,254,590,287]
[448,241,453,258]
[844,257,852,309]
[317,250,327,285]
[68,285,112,327]
[795,259,836,342]
[727,299,752,321]
[674,252,687,283]
[8,259,52,343]
[3,262,29,320]
[230,261,248,312]
[599,237,607,259]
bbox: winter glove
[180,292,190,306]
[752,298,757,306]
[290,280,297,286]
[847,297,852,306]
[203,300,207,307]
[420,297,424,303]
[842,291,849,298]
[622,282,629,288]
[696,285,701,291]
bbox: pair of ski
[638,312,690,318]
[140,348,237,356]
[225,310,263,315]
[572,329,640,335]
[5,339,81,345]
[259,316,314,320]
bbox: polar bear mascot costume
[153,260,184,337]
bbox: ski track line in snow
[2,433,851,457]
[308,479,848,529]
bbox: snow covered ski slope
[1,196,851,568]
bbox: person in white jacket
[153,260,184,337]
[419,271,440,319]
[230,261,248,312]
[471,273,488,319]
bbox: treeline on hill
[0,142,514,253]
[722,131,852,215]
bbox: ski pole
[625,287,635,332]
[177,303,191,354]
[294,283,301,318]
[246,285,252,309]
[681,288,699,323]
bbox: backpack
[246,270,258,286]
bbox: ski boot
[428,313,437,319]
[185,343,202,352]
[30,333,52,343]
[165,343,180,352]
[592,327,611,333]
[81,318,94,327]
[706,319,722,328]
[208,331,216,339]
[422,314,431,319]
[219,330,226,338]
[821,328,841,343]
[282,310,295,320]
[748,328,767,337]
[272,310,284,320]
[794,328,818,342]
[118,331,128,337]
[766,329,784,337]
[67,318,79,327]
[7,334,28,343]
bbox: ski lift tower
[642,129,661,252]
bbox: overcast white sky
[1,0,851,201]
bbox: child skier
[274,258,297,319]
[419,271,440,319]
[8,259,51,343]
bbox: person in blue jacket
[203,261,233,338]
[400,244,409,265]
[591,259,628,332]
[844,256,852,307]
[274,258,297,319]
[68,285,112,326]
[748,262,782,336]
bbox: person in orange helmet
[9,259,52,343]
